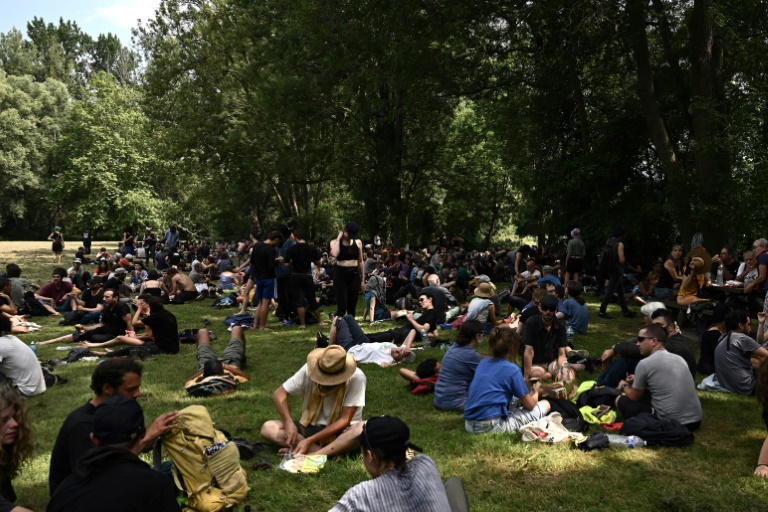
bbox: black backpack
[619,412,694,447]
[598,239,618,277]
[23,291,52,317]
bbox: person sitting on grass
[185,325,250,395]
[38,289,132,347]
[434,320,483,411]
[319,314,416,368]
[47,396,180,512]
[465,282,502,333]
[358,290,438,348]
[0,385,35,512]
[70,276,105,325]
[328,416,451,512]
[260,345,366,456]
[714,310,768,395]
[615,323,702,431]
[562,281,589,335]
[48,359,179,496]
[217,265,241,293]
[632,269,657,306]
[80,297,179,357]
[166,267,199,303]
[0,278,40,334]
[522,294,572,382]
[0,316,46,397]
[464,327,551,434]
[5,264,40,311]
[138,269,169,298]
[36,267,74,315]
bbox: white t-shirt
[282,364,366,424]
[0,335,46,396]
[347,343,397,366]
[737,263,758,285]
[521,270,541,280]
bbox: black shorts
[293,420,326,439]
[566,258,583,274]
[290,274,317,308]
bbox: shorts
[197,339,245,370]
[290,274,317,308]
[465,402,549,434]
[566,258,583,274]
[256,279,275,300]
[293,420,326,439]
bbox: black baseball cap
[93,396,146,445]
[355,416,422,453]
[541,295,559,308]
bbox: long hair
[0,386,34,479]
[488,327,521,362]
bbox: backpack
[211,296,236,308]
[619,412,694,447]
[161,405,248,512]
[395,297,413,311]
[185,374,240,397]
[598,239,619,277]
[22,291,52,317]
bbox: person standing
[82,229,92,256]
[598,225,636,319]
[237,231,284,330]
[330,222,364,318]
[142,227,157,267]
[48,226,65,264]
[284,229,327,329]
[565,228,586,285]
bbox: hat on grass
[93,396,145,445]
[306,345,357,386]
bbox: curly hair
[0,385,34,479]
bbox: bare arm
[273,386,297,445]
[619,375,643,401]
[523,345,534,381]
[295,406,357,455]
[617,242,625,265]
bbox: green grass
[5,241,768,511]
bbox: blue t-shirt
[536,275,561,288]
[562,298,589,334]
[463,358,529,421]
[434,344,482,411]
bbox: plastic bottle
[605,434,646,448]
[566,325,574,342]
[420,328,430,348]
[716,264,724,286]
[29,341,38,358]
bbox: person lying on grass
[79,296,179,357]
[464,326,551,435]
[318,314,416,368]
[260,345,366,456]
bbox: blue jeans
[55,297,73,313]
[335,315,370,351]
[465,402,548,434]
[81,311,101,324]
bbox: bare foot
[259,327,272,332]
[298,325,306,329]
[317,322,327,327]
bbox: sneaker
[597,311,612,319]
[316,331,329,348]
[623,311,637,318]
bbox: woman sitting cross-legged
[463,326,551,434]
[80,296,179,357]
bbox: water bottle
[606,434,646,448]
[566,325,574,342]
[716,264,724,286]
[29,341,38,358]
[420,328,430,348]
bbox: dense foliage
[2,1,768,256]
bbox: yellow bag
[161,405,248,512]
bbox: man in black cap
[48,396,180,511]
[328,416,450,512]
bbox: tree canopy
[1,1,767,255]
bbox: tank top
[337,240,359,262]
[657,259,682,289]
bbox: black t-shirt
[698,329,721,375]
[285,243,320,274]
[520,306,541,325]
[82,289,104,309]
[101,302,130,336]
[0,475,15,512]
[48,448,179,512]
[251,242,278,280]
[665,333,697,378]
[104,277,122,291]
[142,311,179,354]
[522,315,566,364]
[48,401,96,496]
[415,308,438,333]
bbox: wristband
[757,464,768,468]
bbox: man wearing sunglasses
[523,295,570,382]
[615,324,702,431]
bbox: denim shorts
[255,278,275,300]
[465,402,548,434]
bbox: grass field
[4,241,768,511]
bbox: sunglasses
[636,335,655,342]
[540,305,557,312]
[418,297,429,303]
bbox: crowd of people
[0,223,767,510]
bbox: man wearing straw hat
[260,345,366,455]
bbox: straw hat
[474,282,495,298]
[690,256,708,276]
[306,345,357,386]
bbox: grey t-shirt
[329,455,450,512]
[0,335,46,396]
[566,238,586,258]
[715,332,761,395]
[9,277,32,308]
[633,349,702,425]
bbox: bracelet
[757,464,768,468]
